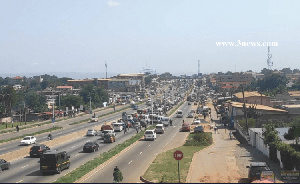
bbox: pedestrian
[170,119,173,126]
[140,123,142,131]
[135,126,139,133]
[113,166,123,183]
[214,126,218,134]
[229,131,233,140]
[182,119,185,124]
[204,113,206,120]
[211,117,213,123]
[123,124,127,134]
[16,125,19,132]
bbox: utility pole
[58,93,61,117]
[242,85,248,134]
[89,95,92,114]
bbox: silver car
[86,129,98,136]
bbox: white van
[176,110,183,118]
[140,114,150,123]
[155,124,164,134]
[113,122,124,132]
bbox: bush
[184,132,212,146]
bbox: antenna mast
[198,60,200,76]
[105,61,107,79]
[267,46,273,70]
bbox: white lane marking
[21,165,29,169]
[149,145,151,147]
[58,132,63,134]
[74,154,79,157]
[16,180,23,183]
[71,128,75,130]
[128,160,133,165]
[140,152,142,154]
[71,146,76,148]
[0,147,6,151]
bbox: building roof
[13,76,23,80]
[230,101,287,113]
[117,73,145,77]
[56,86,73,89]
[68,79,94,82]
[235,91,266,99]
[288,91,300,97]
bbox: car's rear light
[38,149,42,152]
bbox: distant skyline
[1,0,300,77]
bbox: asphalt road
[0,104,145,155]
[82,102,191,183]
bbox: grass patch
[0,126,62,144]
[54,125,155,183]
[142,132,212,183]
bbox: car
[193,125,204,133]
[193,118,201,124]
[181,123,190,132]
[188,102,191,105]
[20,136,36,145]
[0,159,10,172]
[103,133,116,143]
[30,144,50,157]
[155,124,165,134]
[144,130,156,141]
[187,113,194,118]
[40,150,70,174]
[83,141,99,152]
[161,117,170,126]
[86,129,98,136]
[194,102,197,105]
[246,162,270,182]
[101,130,116,138]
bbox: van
[161,117,170,126]
[155,124,164,134]
[40,150,70,174]
[113,122,123,132]
[176,110,183,118]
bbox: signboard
[80,105,83,111]
[261,171,275,182]
[281,170,300,180]
[173,150,183,161]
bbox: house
[234,91,271,106]
[9,76,23,85]
[67,79,110,89]
[216,73,253,89]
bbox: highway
[82,102,191,183]
[0,104,145,155]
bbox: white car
[144,130,156,141]
[20,136,36,145]
[193,118,201,124]
[91,116,98,122]
[101,130,116,138]
[86,129,98,136]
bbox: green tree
[40,81,49,90]
[57,95,83,109]
[25,90,47,113]
[79,84,108,108]
[257,74,287,93]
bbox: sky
[0,0,300,78]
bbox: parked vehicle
[155,124,165,134]
[181,123,190,132]
[193,125,204,133]
[113,122,124,132]
[83,141,99,152]
[0,159,10,172]
[86,129,98,136]
[176,110,183,118]
[246,162,270,182]
[122,112,127,121]
[30,144,50,158]
[20,136,36,145]
[103,133,116,143]
[187,113,194,118]
[144,130,156,141]
[40,150,70,174]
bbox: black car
[30,144,50,158]
[83,141,99,152]
[246,162,270,182]
[194,125,204,133]
[0,159,10,172]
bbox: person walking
[170,119,173,126]
[16,125,19,132]
[214,125,218,134]
[135,125,139,133]
[229,131,233,140]
[123,124,127,134]
[113,166,123,183]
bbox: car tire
[66,163,70,169]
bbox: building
[234,91,271,106]
[216,73,253,89]
[9,76,23,85]
[67,79,110,89]
[116,73,145,89]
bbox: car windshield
[23,137,30,140]
[88,130,94,132]
[31,146,41,150]
[145,131,154,134]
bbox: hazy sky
[1,0,300,77]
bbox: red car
[181,123,190,132]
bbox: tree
[261,68,272,76]
[40,81,49,90]
[281,68,293,75]
[262,123,280,145]
[58,95,83,109]
[257,74,287,93]
[79,84,108,108]
[25,90,47,113]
